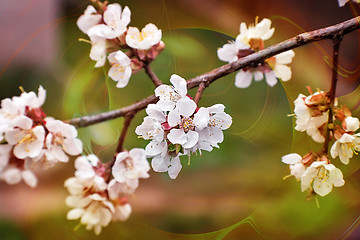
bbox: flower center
[180,117,194,133]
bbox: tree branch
[144,64,162,87]
[322,35,342,154]
[68,17,360,128]
[115,112,135,154]
[194,82,207,104]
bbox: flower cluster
[65,149,150,235]
[77,1,164,88]
[136,74,232,179]
[217,17,295,88]
[283,87,360,196]
[293,88,331,143]
[0,86,82,187]
[282,152,344,197]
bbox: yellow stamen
[78,38,92,44]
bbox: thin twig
[115,112,135,154]
[68,17,360,128]
[322,35,342,154]
[194,82,207,104]
[144,64,162,87]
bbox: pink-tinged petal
[338,0,348,7]
[193,108,209,130]
[63,138,83,156]
[175,97,196,118]
[253,71,264,81]
[67,208,85,220]
[22,170,37,187]
[281,153,302,164]
[183,131,199,149]
[129,148,146,161]
[264,71,277,87]
[167,129,187,145]
[235,70,252,88]
[3,168,22,184]
[168,157,182,179]
[151,154,170,172]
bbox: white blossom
[112,148,150,190]
[0,167,37,187]
[87,4,131,39]
[155,74,188,111]
[293,93,328,143]
[236,18,275,47]
[331,133,360,164]
[301,160,344,197]
[281,153,306,180]
[108,51,132,88]
[344,116,360,132]
[77,5,102,34]
[5,116,45,159]
[65,176,113,235]
[126,23,162,50]
[167,97,209,149]
[44,119,83,163]
[268,50,295,82]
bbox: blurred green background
[1,0,360,239]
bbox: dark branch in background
[68,17,360,128]
[323,35,343,154]
[144,64,162,87]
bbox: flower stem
[194,82,207,104]
[322,35,342,154]
[115,112,135,154]
[144,64,162,87]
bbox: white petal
[168,157,182,179]
[264,71,278,87]
[67,208,85,220]
[235,70,253,88]
[313,176,332,197]
[167,129,187,145]
[193,108,209,130]
[151,154,170,172]
[281,153,302,164]
[175,97,196,118]
[170,74,187,98]
[275,50,295,65]
[274,64,292,81]
[183,131,199,149]
[21,170,38,187]
[217,42,239,63]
